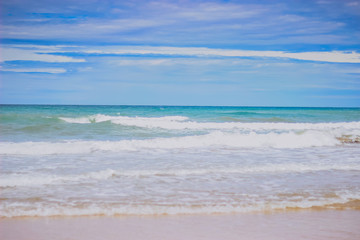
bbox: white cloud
[0,47,85,62]
[1,17,164,41]
[0,67,66,74]
[278,51,360,63]
[84,46,360,63]
[117,59,171,66]
[163,2,265,21]
[116,58,228,66]
[2,1,358,47]
[346,2,360,7]
[6,44,81,50]
[4,44,360,64]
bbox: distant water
[1,105,360,217]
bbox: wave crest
[2,197,360,218]
[2,163,360,187]
[0,130,350,155]
[59,114,360,131]
[59,114,189,127]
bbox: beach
[2,210,360,240]
[2,0,360,238]
[1,105,359,239]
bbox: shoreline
[2,199,360,220]
[1,210,359,240]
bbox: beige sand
[1,210,359,240]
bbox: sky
[0,0,360,107]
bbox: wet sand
[1,210,359,240]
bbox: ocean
[1,105,360,218]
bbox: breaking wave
[2,163,360,187]
[59,114,360,131]
[60,114,360,130]
[2,196,360,218]
[0,129,354,155]
[59,115,189,127]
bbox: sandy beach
[2,106,360,239]
[2,0,360,239]
[1,210,360,240]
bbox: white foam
[1,194,359,217]
[2,164,359,187]
[60,114,189,127]
[0,203,288,217]
[59,114,360,131]
[0,169,117,187]
[0,129,345,155]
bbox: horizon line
[1,103,359,108]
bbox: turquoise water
[1,105,360,142]
[1,105,360,217]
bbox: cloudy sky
[1,0,360,106]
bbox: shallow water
[1,105,359,217]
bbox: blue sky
[1,0,360,106]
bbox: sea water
[0,105,359,217]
